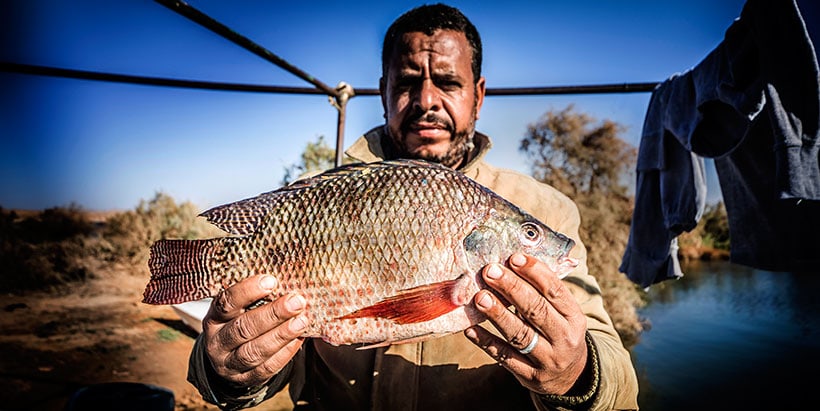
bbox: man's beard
[391,110,477,168]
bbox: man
[188,4,639,410]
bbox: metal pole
[0,62,661,96]
[0,62,329,94]
[485,82,659,95]
[330,83,355,167]
[154,0,340,99]
[154,0,353,163]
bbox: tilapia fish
[143,159,578,347]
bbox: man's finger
[481,262,561,331]
[473,288,542,355]
[507,254,579,319]
[223,337,306,387]
[225,311,309,373]
[464,325,535,380]
[206,275,278,324]
[216,293,307,353]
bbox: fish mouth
[554,256,579,279]
[553,238,578,279]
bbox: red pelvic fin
[338,277,467,325]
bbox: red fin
[338,278,464,325]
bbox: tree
[520,105,644,346]
[520,104,636,198]
[678,201,731,254]
[281,135,341,185]
[701,201,730,250]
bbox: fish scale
[144,159,578,347]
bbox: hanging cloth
[621,0,820,287]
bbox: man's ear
[474,76,486,121]
[379,77,388,118]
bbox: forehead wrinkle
[395,32,466,79]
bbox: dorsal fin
[199,196,273,235]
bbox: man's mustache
[401,112,454,134]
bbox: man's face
[380,29,486,168]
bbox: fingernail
[486,264,503,280]
[476,292,493,309]
[510,253,527,267]
[464,327,477,340]
[260,275,277,290]
[289,315,307,332]
[286,294,306,312]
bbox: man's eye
[438,80,461,90]
[394,79,416,91]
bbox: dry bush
[575,193,646,347]
[677,201,730,262]
[0,205,95,292]
[0,193,225,292]
[521,105,647,347]
[101,192,224,275]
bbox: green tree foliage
[281,135,342,185]
[520,105,645,345]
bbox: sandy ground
[0,265,293,411]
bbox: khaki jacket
[189,127,640,410]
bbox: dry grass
[0,193,222,293]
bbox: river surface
[630,260,820,410]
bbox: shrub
[0,205,94,292]
[101,192,224,270]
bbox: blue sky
[1,0,748,211]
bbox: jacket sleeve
[531,193,640,411]
[187,333,297,410]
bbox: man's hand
[464,253,588,395]
[202,275,310,388]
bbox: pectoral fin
[338,274,472,325]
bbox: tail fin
[143,238,222,305]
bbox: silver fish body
[144,159,577,346]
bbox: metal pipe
[0,62,330,94]
[154,0,340,98]
[2,59,661,167]
[330,83,355,167]
[351,82,660,96]
[4,2,664,172]
[485,82,659,95]
[335,104,347,167]
[1,63,660,96]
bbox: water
[631,261,820,410]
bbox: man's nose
[414,79,441,112]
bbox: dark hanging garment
[621,0,820,286]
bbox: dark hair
[382,3,482,82]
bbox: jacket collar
[345,126,493,174]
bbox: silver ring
[518,332,539,355]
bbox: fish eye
[520,222,542,246]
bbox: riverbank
[679,245,730,262]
